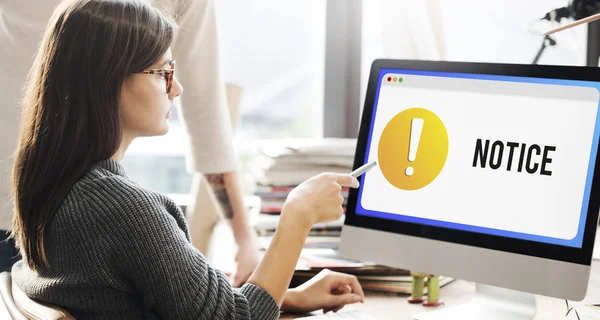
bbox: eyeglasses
[137,60,176,94]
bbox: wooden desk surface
[206,222,600,320]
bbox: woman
[9,0,364,319]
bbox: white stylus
[350,160,378,178]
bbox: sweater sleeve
[96,180,279,319]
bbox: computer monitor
[339,59,600,320]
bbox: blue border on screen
[355,68,600,248]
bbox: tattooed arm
[204,171,260,287]
[204,172,235,219]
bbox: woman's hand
[246,173,359,308]
[282,173,359,228]
[281,269,365,314]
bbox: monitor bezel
[345,59,600,266]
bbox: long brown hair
[11,0,176,271]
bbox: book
[258,138,357,157]
[254,213,345,235]
[255,185,350,198]
[292,249,406,274]
[258,236,340,251]
[298,254,372,269]
[360,276,454,295]
[256,228,341,237]
[291,269,453,296]
[292,264,412,280]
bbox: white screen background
[361,74,599,240]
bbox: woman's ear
[119,75,134,109]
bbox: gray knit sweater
[11,159,280,320]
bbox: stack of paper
[254,214,345,237]
[250,138,356,215]
[251,138,356,186]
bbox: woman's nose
[169,77,183,99]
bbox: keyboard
[296,310,377,319]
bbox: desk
[280,261,600,320]
[206,221,600,320]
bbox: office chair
[0,272,74,320]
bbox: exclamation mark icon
[406,118,424,176]
[379,107,448,190]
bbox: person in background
[0,0,260,286]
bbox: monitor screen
[353,67,600,250]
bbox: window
[122,1,326,194]
[217,0,326,141]
[122,116,191,194]
[360,0,588,105]
[438,0,586,65]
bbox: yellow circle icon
[378,108,448,191]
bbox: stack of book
[254,214,345,237]
[291,249,454,295]
[255,185,349,215]
[251,138,356,189]
[293,265,453,295]
[257,236,453,295]
[250,138,356,236]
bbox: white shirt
[0,0,237,230]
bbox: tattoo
[205,173,234,219]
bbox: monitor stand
[413,283,536,320]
